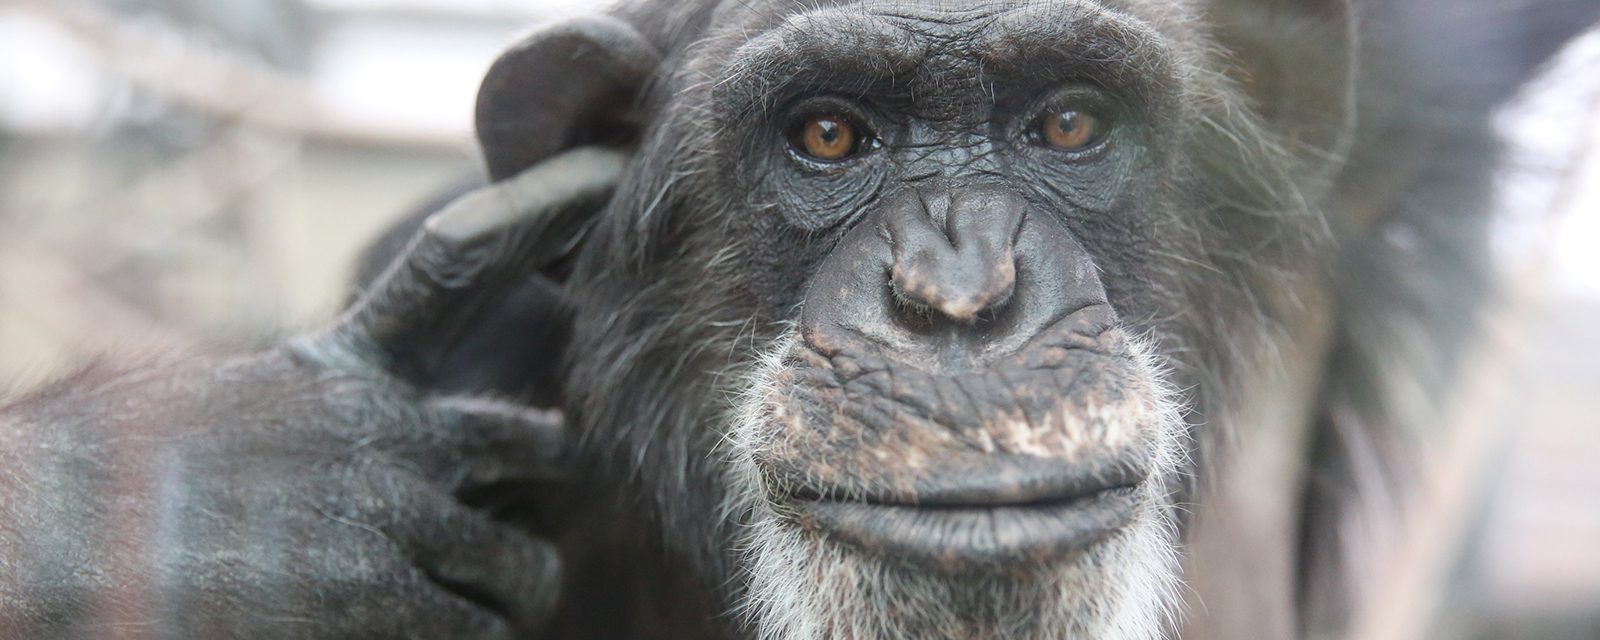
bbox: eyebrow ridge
[711,3,1172,122]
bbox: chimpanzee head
[477,1,1351,637]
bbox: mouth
[779,454,1149,571]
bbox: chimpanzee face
[700,5,1190,637]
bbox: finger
[394,576,517,640]
[328,147,626,381]
[382,479,565,634]
[425,395,574,492]
[314,544,516,639]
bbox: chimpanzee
[2,1,1597,639]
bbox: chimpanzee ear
[476,15,661,182]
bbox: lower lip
[786,485,1143,572]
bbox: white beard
[720,333,1188,640]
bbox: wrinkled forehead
[733,2,1157,65]
[703,0,1178,114]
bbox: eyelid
[783,91,873,111]
[784,96,880,132]
[1019,86,1116,125]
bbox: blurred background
[0,1,1595,638]
[0,0,595,376]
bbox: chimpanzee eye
[1034,108,1105,152]
[787,114,871,162]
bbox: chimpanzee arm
[0,148,625,639]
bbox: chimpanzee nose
[885,185,1023,324]
[800,182,1109,371]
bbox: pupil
[1056,112,1079,134]
[818,120,840,143]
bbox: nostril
[888,278,938,329]
[888,260,941,324]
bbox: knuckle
[414,228,502,290]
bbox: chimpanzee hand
[0,148,624,639]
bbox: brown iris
[792,114,860,161]
[1039,109,1102,151]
